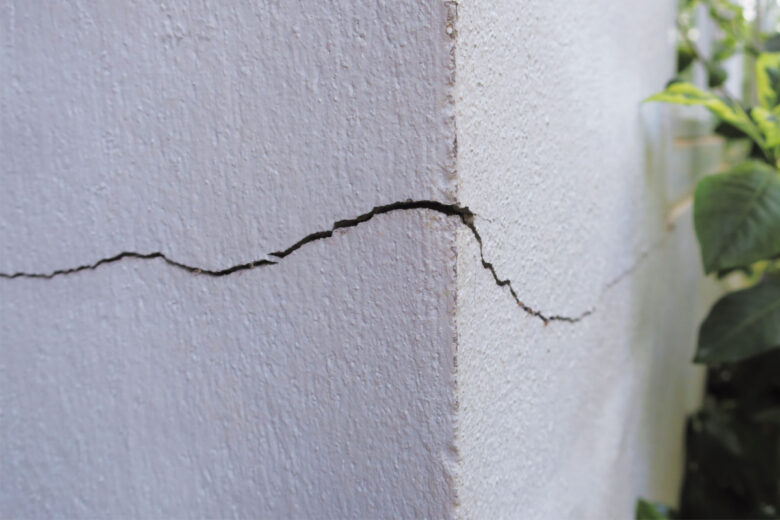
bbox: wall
[455,1,722,518]
[0,2,459,518]
[1,1,723,518]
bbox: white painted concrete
[1,212,458,518]
[1,0,722,518]
[455,1,721,518]
[1,1,458,518]
[0,1,457,273]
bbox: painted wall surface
[1,2,459,518]
[455,1,722,518]
[2,1,722,518]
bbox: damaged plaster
[1,200,599,324]
[1,0,722,518]
[1,1,462,518]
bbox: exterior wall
[454,1,722,518]
[1,1,725,518]
[0,2,458,518]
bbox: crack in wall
[0,198,679,325]
[0,251,278,279]
[0,199,595,325]
[601,233,670,294]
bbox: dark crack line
[0,200,589,325]
[602,234,670,294]
[0,251,278,279]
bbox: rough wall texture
[455,1,722,518]
[1,1,723,518]
[1,2,458,518]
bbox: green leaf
[636,498,675,520]
[755,53,780,109]
[764,34,780,52]
[696,278,780,363]
[711,37,738,62]
[694,161,780,273]
[707,63,729,88]
[645,82,765,148]
[677,44,696,74]
[714,119,750,139]
[751,106,780,147]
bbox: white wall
[455,1,721,518]
[1,1,722,518]
[1,2,459,518]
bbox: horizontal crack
[0,251,277,279]
[0,200,589,325]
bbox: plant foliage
[637,0,780,517]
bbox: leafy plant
[653,11,780,373]
[678,351,780,518]
[636,498,677,519]
[676,0,755,88]
[637,1,780,517]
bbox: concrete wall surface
[455,1,722,518]
[1,2,459,518]
[1,1,720,518]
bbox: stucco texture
[1,1,458,518]
[455,1,721,518]
[2,1,721,518]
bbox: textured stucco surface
[455,1,721,518]
[0,0,457,273]
[2,1,724,518]
[1,211,458,518]
[1,1,458,518]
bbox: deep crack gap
[0,200,591,325]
